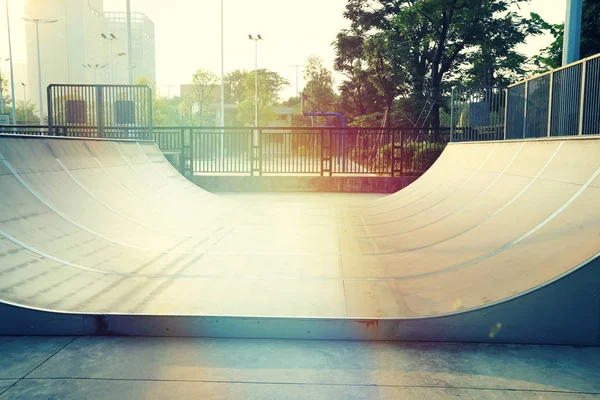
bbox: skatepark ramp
[0,133,599,345]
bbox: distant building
[105,12,156,85]
[24,0,156,115]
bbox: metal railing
[450,86,506,142]
[506,52,600,138]
[47,84,153,139]
[153,127,450,177]
[452,52,600,142]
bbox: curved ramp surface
[0,134,599,345]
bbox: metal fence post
[147,87,153,140]
[547,72,554,137]
[522,80,529,139]
[450,86,455,142]
[400,129,404,178]
[578,59,587,136]
[503,88,509,140]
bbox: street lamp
[22,17,58,125]
[21,83,27,124]
[5,0,17,125]
[248,34,262,142]
[0,57,9,115]
[165,84,174,98]
[82,63,108,84]
[101,33,118,83]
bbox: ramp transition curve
[0,134,598,345]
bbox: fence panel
[451,87,505,142]
[583,55,600,135]
[505,83,526,139]
[261,128,322,174]
[190,128,252,174]
[525,74,551,138]
[47,84,152,139]
[551,64,583,136]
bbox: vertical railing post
[503,87,509,140]
[450,86,455,142]
[258,128,263,176]
[147,87,153,140]
[578,59,587,136]
[179,128,185,174]
[96,86,105,138]
[547,72,554,137]
[399,129,404,178]
[320,129,324,177]
[522,81,529,139]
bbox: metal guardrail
[47,84,153,139]
[506,52,600,139]
[153,127,450,177]
[450,87,506,142]
[452,52,600,142]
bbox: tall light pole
[0,57,9,115]
[101,33,118,83]
[23,18,58,125]
[83,64,108,84]
[126,0,134,84]
[290,64,302,97]
[5,0,17,124]
[220,0,225,127]
[21,83,26,124]
[563,0,583,65]
[248,34,262,130]
[165,84,174,98]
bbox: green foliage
[334,0,541,128]
[236,69,289,126]
[224,69,248,104]
[14,100,40,124]
[303,56,337,111]
[533,0,600,71]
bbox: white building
[24,0,156,117]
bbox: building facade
[23,0,156,117]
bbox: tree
[303,56,337,111]
[16,100,40,124]
[236,69,289,126]
[184,68,219,125]
[224,69,248,104]
[335,0,541,128]
[533,0,600,70]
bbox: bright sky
[1,0,569,99]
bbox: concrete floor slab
[0,337,75,379]
[25,337,600,394]
[1,379,598,400]
[0,381,17,396]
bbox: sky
[1,0,569,100]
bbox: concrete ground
[0,336,599,399]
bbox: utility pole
[126,0,134,84]
[290,64,302,97]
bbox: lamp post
[126,0,134,84]
[101,33,118,83]
[248,34,262,146]
[0,57,9,115]
[165,84,174,99]
[220,0,225,127]
[5,0,17,125]
[21,83,26,124]
[22,18,58,125]
[82,64,108,84]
